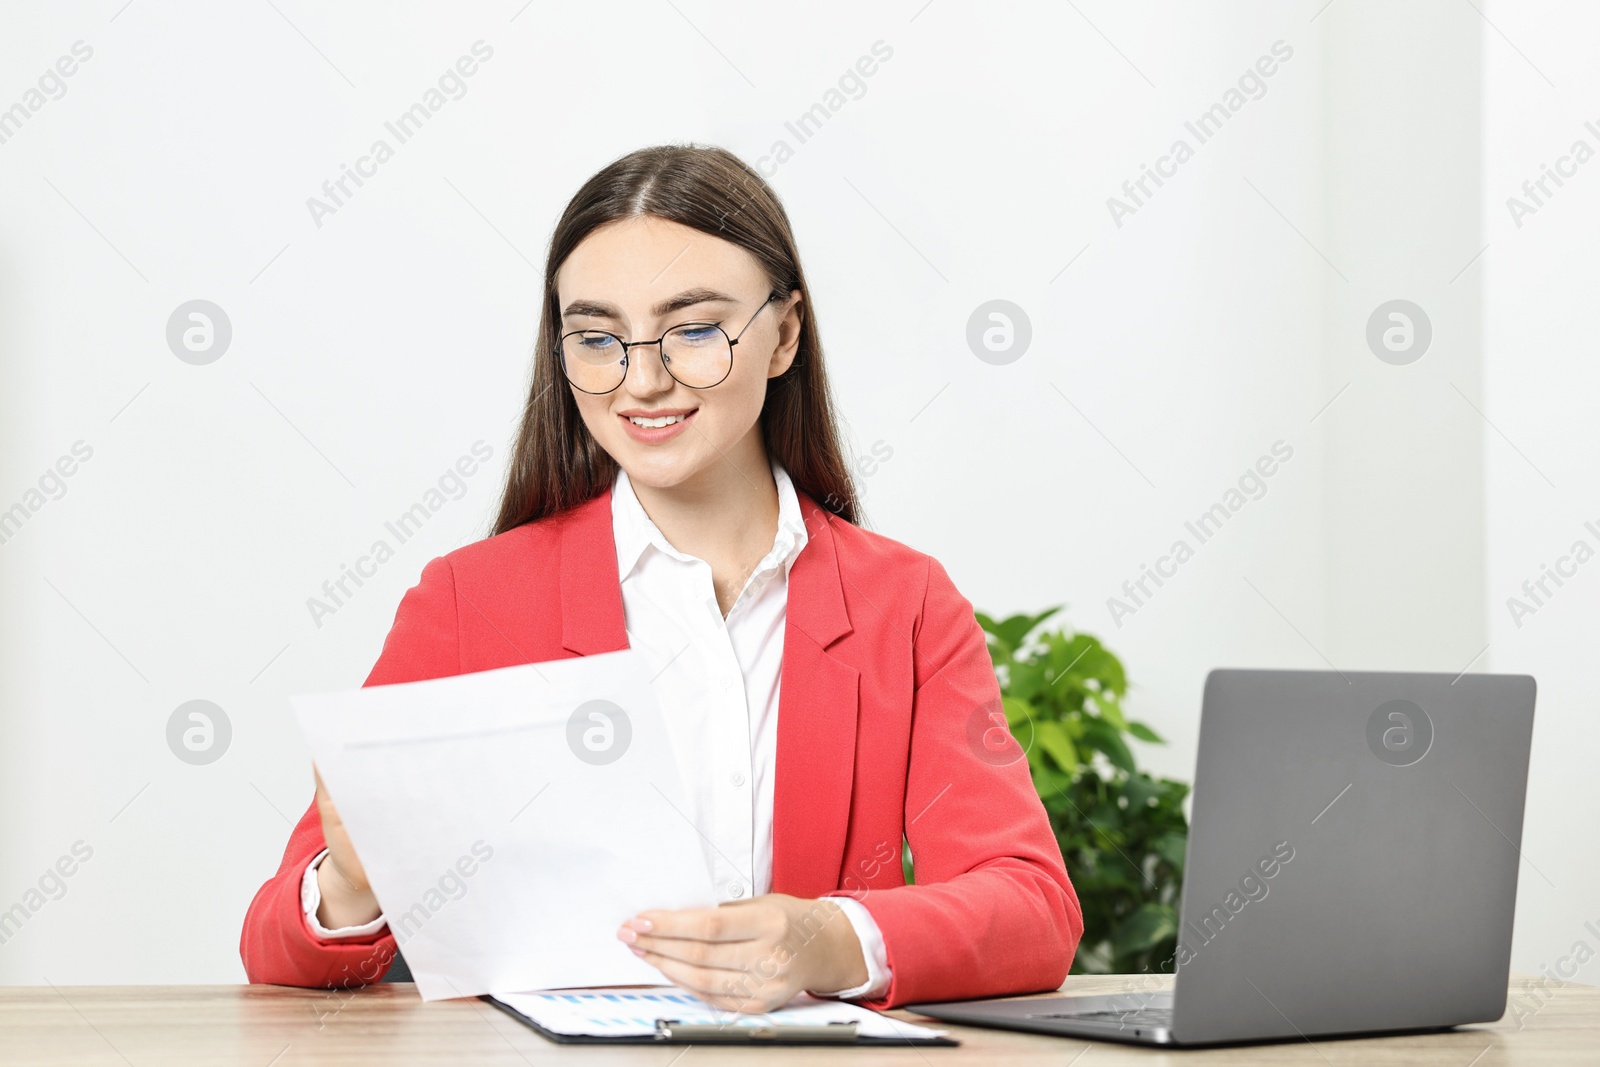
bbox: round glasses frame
[557,293,778,395]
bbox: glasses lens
[562,331,626,392]
[661,324,733,387]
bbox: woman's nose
[622,343,675,394]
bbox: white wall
[0,0,1583,986]
[1482,0,1600,987]
[1320,3,1486,674]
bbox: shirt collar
[611,460,809,583]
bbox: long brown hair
[491,144,860,535]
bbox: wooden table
[1,974,1594,1065]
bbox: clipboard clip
[653,1018,861,1043]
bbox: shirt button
[730,772,745,787]
[728,882,746,898]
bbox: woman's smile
[617,405,700,444]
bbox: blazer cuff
[301,849,388,940]
[807,895,892,1000]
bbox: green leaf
[975,612,1012,661]
[1083,721,1136,774]
[1009,659,1048,703]
[1001,696,1035,729]
[1089,646,1129,695]
[1023,605,1063,634]
[1043,632,1086,676]
[990,617,1031,650]
[1031,763,1074,798]
[1111,903,1178,954]
[1121,772,1161,811]
[987,610,1054,653]
[1034,720,1079,773]
[1127,721,1164,743]
[1154,831,1188,871]
[1089,801,1124,834]
[1094,692,1129,731]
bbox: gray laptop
[906,668,1537,1047]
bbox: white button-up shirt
[303,459,890,999]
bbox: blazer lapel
[558,487,630,656]
[771,490,860,898]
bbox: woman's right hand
[313,766,383,929]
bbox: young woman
[241,144,1082,1013]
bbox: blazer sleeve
[239,555,461,987]
[845,556,1084,1009]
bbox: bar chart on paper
[489,986,951,1040]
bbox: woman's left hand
[617,893,869,1013]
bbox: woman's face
[555,216,801,492]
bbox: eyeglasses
[558,293,776,395]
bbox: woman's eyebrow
[651,287,740,317]
[561,287,739,321]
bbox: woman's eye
[676,326,719,343]
[579,334,617,350]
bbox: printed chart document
[292,648,716,1001]
[490,986,952,1042]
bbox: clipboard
[483,994,960,1046]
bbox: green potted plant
[976,606,1190,975]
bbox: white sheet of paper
[292,648,717,1001]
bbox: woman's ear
[766,289,804,379]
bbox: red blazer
[241,485,1082,1009]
